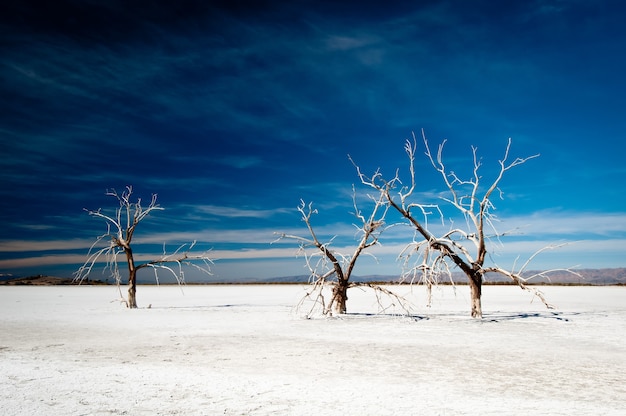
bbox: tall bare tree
[276,190,407,316]
[354,131,577,318]
[74,186,213,308]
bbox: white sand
[1,284,624,415]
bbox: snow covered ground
[1,284,624,415]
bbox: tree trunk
[127,270,137,309]
[124,247,138,309]
[332,280,349,315]
[468,272,483,318]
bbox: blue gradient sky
[1,1,625,281]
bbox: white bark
[74,186,213,308]
[275,189,410,317]
[353,130,578,318]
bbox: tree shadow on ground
[483,311,581,322]
[141,303,280,310]
[339,312,429,321]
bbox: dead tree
[74,186,213,308]
[275,190,408,317]
[354,130,578,318]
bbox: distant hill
[0,275,108,286]
[1,269,624,286]
[252,268,626,286]
[483,268,626,285]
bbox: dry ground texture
[1,284,624,415]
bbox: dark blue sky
[1,0,625,281]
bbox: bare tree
[74,186,213,308]
[275,190,409,317]
[354,130,578,318]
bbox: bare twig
[277,186,410,317]
[352,130,565,318]
[74,186,213,308]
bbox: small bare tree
[354,131,578,318]
[74,186,213,308]
[275,190,408,316]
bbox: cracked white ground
[1,284,624,415]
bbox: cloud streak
[2,209,624,276]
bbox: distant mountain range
[0,275,107,286]
[250,268,626,285]
[2,269,624,285]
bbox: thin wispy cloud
[0,239,95,253]
[189,205,291,219]
[217,156,264,169]
[497,211,626,237]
